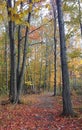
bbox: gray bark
[17,2,23,90]
[7,0,32,103]
[5,26,8,93]
[44,39,48,91]
[7,0,17,103]
[16,11,31,102]
[51,0,57,96]
[56,0,74,116]
[17,25,21,90]
[78,0,82,37]
[48,59,51,92]
[39,44,43,91]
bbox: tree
[78,0,82,37]
[56,0,74,116]
[7,0,32,103]
[7,0,17,103]
[50,0,57,96]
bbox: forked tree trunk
[7,0,32,103]
[56,0,74,116]
[16,11,31,102]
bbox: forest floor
[0,92,82,130]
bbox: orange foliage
[29,26,41,40]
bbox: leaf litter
[0,93,82,130]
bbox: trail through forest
[0,93,82,130]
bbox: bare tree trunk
[17,25,21,92]
[56,0,74,116]
[44,40,48,91]
[39,44,43,91]
[48,59,51,92]
[78,0,82,37]
[5,27,8,93]
[51,0,57,96]
[7,0,17,103]
[16,10,31,102]
[9,21,17,103]
[34,46,36,91]
[17,2,23,92]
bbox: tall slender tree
[56,0,74,116]
[7,0,17,103]
[78,0,82,37]
[50,0,57,96]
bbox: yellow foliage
[23,9,29,15]
[45,4,51,10]
[32,0,40,3]
[29,4,32,11]
[34,8,39,13]
[0,2,6,8]
[15,0,27,6]
[15,0,22,6]
[24,22,30,28]
[25,81,33,86]
[0,14,3,21]
[68,57,82,78]
[42,18,49,23]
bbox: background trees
[0,0,82,116]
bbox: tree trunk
[56,0,74,116]
[7,0,17,103]
[39,45,43,91]
[5,26,8,93]
[44,39,48,91]
[78,0,82,37]
[7,0,32,103]
[9,21,17,103]
[48,59,51,92]
[51,0,57,96]
[17,2,23,93]
[16,11,31,102]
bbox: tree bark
[78,0,82,37]
[17,2,23,91]
[5,26,8,93]
[44,39,48,91]
[39,44,43,91]
[48,59,51,92]
[56,0,74,116]
[16,10,32,102]
[7,0,17,103]
[50,0,57,96]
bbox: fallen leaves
[0,93,82,130]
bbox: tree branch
[20,19,53,41]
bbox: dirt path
[32,93,60,109]
[22,92,62,109]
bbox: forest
[0,0,82,129]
